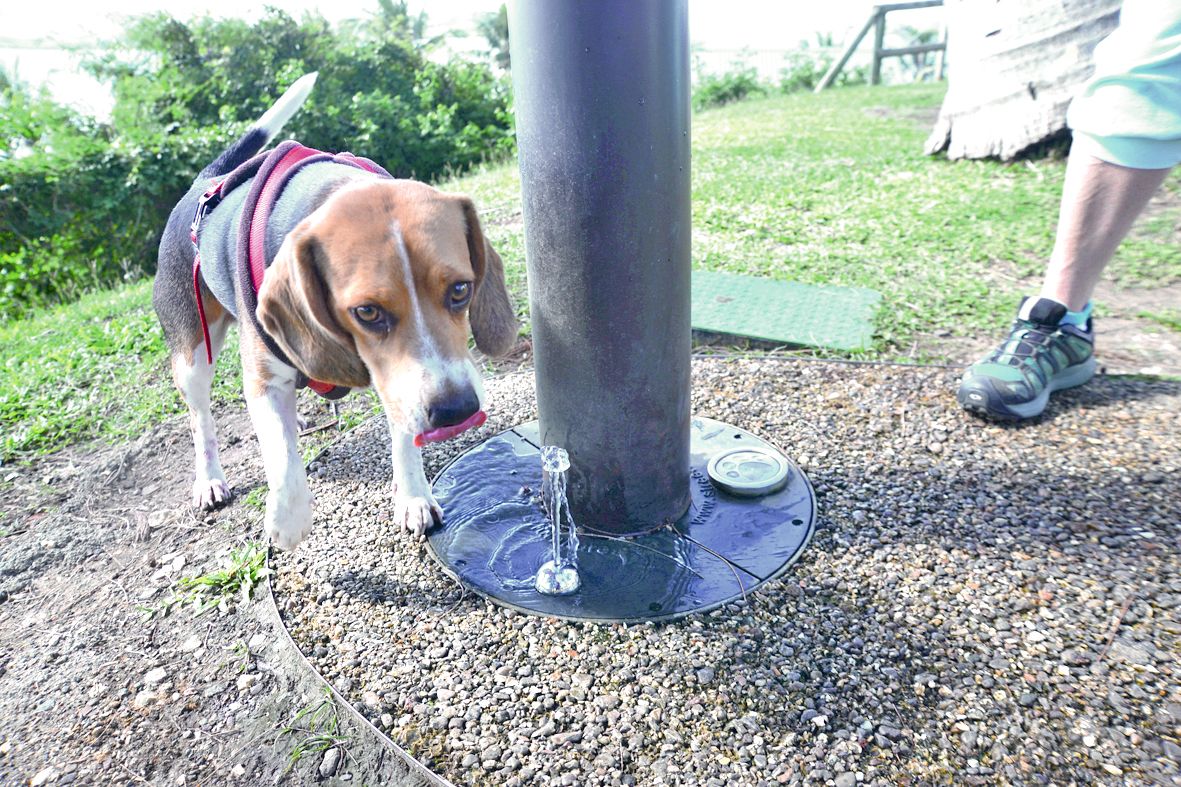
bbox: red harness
[190,142,390,399]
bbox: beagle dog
[153,73,517,549]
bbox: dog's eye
[352,305,385,327]
[448,282,472,310]
[354,305,380,322]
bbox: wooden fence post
[815,0,945,93]
[814,13,878,92]
[871,8,887,85]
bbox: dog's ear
[458,197,518,357]
[257,229,371,388]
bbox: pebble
[269,362,1181,787]
[31,767,59,786]
[143,667,167,686]
[319,747,342,778]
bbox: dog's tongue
[414,410,487,448]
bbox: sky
[0,0,943,117]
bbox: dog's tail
[200,72,318,179]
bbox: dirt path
[0,406,425,786]
[915,279,1181,377]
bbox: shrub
[0,7,514,320]
[779,50,869,94]
[692,65,767,112]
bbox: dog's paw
[392,493,443,539]
[264,488,314,551]
[192,478,231,510]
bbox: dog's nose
[427,387,481,429]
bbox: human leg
[957,0,1181,421]
[1039,152,1172,312]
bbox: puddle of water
[427,420,813,621]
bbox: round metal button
[706,446,790,497]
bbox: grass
[141,540,273,618]
[0,279,243,461]
[276,688,351,775]
[1141,309,1181,333]
[2,83,1179,462]
[0,279,374,462]
[450,84,1180,351]
[241,486,268,512]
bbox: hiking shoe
[958,296,1096,421]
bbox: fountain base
[426,417,816,622]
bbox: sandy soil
[0,405,430,786]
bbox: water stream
[534,446,581,595]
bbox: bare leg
[1040,153,1171,311]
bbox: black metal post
[509,0,692,535]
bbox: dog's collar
[191,141,391,400]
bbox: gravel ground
[271,358,1181,786]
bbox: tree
[84,8,513,180]
[0,7,514,317]
[365,0,447,51]
[924,0,1120,160]
[478,5,510,72]
[896,25,941,82]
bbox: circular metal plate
[426,417,816,622]
[707,446,790,497]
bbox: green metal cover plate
[692,270,881,351]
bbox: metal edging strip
[263,418,457,787]
[261,568,456,786]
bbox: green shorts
[1068,0,1181,169]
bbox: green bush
[0,111,251,318]
[779,51,869,94]
[0,236,104,318]
[0,6,514,320]
[88,9,515,181]
[692,65,767,112]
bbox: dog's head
[257,179,518,441]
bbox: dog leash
[190,181,227,366]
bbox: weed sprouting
[277,688,351,775]
[140,540,272,619]
[242,486,267,511]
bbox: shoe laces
[989,319,1056,367]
